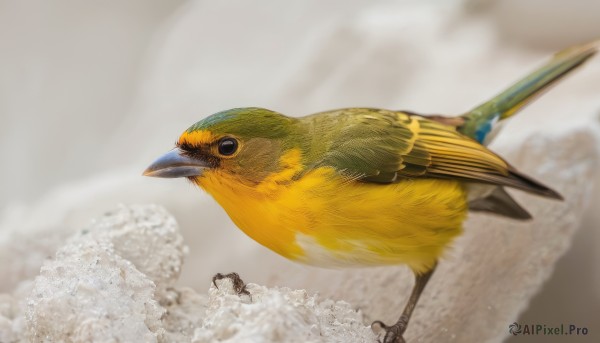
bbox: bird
[144,42,597,343]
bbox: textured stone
[25,205,174,343]
[2,205,376,343]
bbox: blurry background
[1,0,599,342]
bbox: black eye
[218,137,238,156]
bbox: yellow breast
[196,149,468,273]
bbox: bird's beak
[143,149,209,178]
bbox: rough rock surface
[25,205,179,342]
[0,205,374,343]
[192,279,373,343]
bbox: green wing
[310,108,560,199]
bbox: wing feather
[315,108,560,198]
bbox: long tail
[458,41,598,144]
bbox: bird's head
[144,107,302,185]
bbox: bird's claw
[371,320,407,343]
[212,272,251,298]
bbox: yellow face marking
[195,148,307,259]
[178,130,215,146]
[255,149,304,193]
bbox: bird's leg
[212,272,251,297]
[372,263,437,343]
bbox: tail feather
[458,40,599,144]
[469,186,532,220]
[506,167,563,200]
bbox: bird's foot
[212,272,251,298]
[371,319,408,343]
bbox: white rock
[191,277,374,343]
[95,204,187,297]
[10,205,374,343]
[25,205,172,343]
[0,293,17,343]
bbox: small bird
[144,42,597,343]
